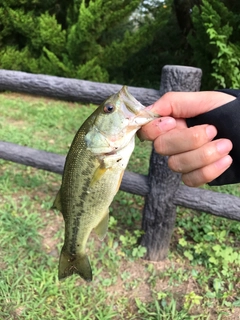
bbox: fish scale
[52,86,159,281]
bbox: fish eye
[103,103,115,113]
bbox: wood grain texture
[0,69,160,106]
[141,65,203,260]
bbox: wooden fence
[0,66,240,262]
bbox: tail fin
[58,249,92,282]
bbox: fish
[52,86,158,281]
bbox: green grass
[0,92,239,319]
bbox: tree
[0,0,154,82]
[0,0,68,75]
[2,0,239,89]
[188,0,240,89]
[111,0,194,88]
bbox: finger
[138,117,176,141]
[148,91,236,118]
[154,125,217,156]
[181,155,233,187]
[168,139,233,173]
[139,117,186,141]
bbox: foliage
[111,0,192,88]
[178,222,240,271]
[1,0,240,88]
[0,0,201,88]
[0,0,154,83]
[188,0,240,89]
[119,230,147,259]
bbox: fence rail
[1,141,239,223]
[0,66,239,261]
[0,69,160,106]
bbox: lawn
[0,92,239,320]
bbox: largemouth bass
[53,86,158,281]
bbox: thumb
[149,91,236,118]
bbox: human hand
[139,91,234,187]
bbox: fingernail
[215,155,232,169]
[206,125,217,139]
[157,117,176,132]
[216,140,233,154]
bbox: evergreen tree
[188,0,240,89]
[64,0,151,81]
[0,0,154,82]
[0,0,68,75]
[111,0,192,88]
[1,0,239,88]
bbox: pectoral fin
[52,189,62,212]
[90,165,108,187]
[90,155,125,187]
[94,211,109,240]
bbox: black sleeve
[186,89,240,186]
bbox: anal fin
[94,211,109,240]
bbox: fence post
[141,65,202,261]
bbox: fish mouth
[97,110,159,155]
[119,86,159,121]
[86,86,160,156]
[119,86,144,115]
